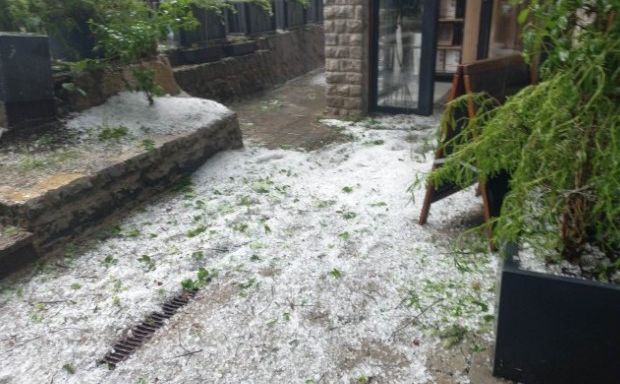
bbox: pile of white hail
[66,92,233,139]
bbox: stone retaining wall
[55,56,181,113]
[0,112,241,267]
[174,25,324,102]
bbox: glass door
[370,0,439,115]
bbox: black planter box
[223,41,258,57]
[180,46,225,65]
[494,243,620,383]
[180,6,227,47]
[227,2,276,36]
[165,50,185,67]
[226,5,244,34]
[275,0,306,30]
[287,1,307,28]
[306,0,324,24]
[48,18,99,61]
[0,33,55,128]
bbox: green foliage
[174,175,195,198]
[192,250,205,261]
[228,0,273,13]
[141,139,156,151]
[1,0,95,35]
[231,222,249,232]
[0,0,269,61]
[187,225,207,238]
[427,1,620,263]
[102,255,118,267]
[0,0,307,106]
[329,268,342,279]
[61,82,87,96]
[0,0,34,32]
[363,139,385,146]
[238,277,256,290]
[91,0,167,63]
[439,324,467,348]
[125,227,141,237]
[98,125,129,141]
[0,0,263,103]
[62,363,76,374]
[137,255,156,271]
[0,0,207,59]
[370,201,387,207]
[181,267,212,290]
[130,66,164,105]
[88,0,196,103]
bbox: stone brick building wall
[324,0,369,116]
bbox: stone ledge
[0,101,242,275]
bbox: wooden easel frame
[418,65,467,225]
[419,55,531,248]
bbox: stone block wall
[54,56,181,113]
[0,112,241,269]
[324,0,369,116]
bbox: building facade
[324,0,523,116]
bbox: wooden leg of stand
[419,184,434,225]
[479,180,497,251]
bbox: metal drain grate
[99,288,198,368]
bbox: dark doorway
[477,0,494,59]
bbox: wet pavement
[230,69,348,151]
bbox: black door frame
[369,0,439,116]
[477,0,494,59]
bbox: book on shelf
[435,49,446,72]
[440,0,457,19]
[437,24,454,46]
[445,48,461,72]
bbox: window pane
[376,0,424,109]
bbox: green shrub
[0,0,271,103]
[427,1,620,263]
